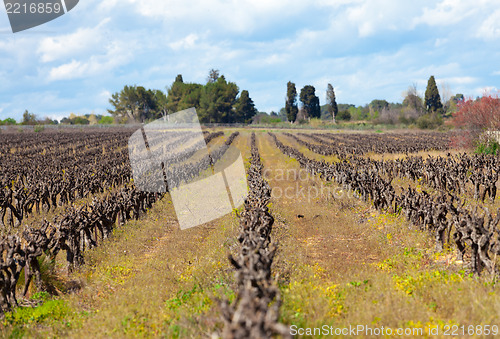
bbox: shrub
[336,110,351,121]
[99,116,115,124]
[475,139,499,155]
[309,118,323,128]
[416,112,442,129]
[258,116,282,124]
[452,93,500,130]
[376,107,399,124]
[451,92,500,147]
[3,118,16,125]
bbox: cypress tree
[326,83,338,123]
[300,85,320,119]
[234,90,257,123]
[285,81,298,122]
[425,75,443,114]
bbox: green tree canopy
[2,118,17,125]
[166,75,186,113]
[107,70,256,124]
[166,75,207,115]
[285,81,298,122]
[152,89,168,118]
[108,85,158,122]
[425,75,443,114]
[234,90,257,123]
[61,114,90,125]
[336,110,351,121]
[178,83,203,111]
[369,99,389,113]
[300,85,320,119]
[198,75,239,123]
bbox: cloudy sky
[0,0,499,121]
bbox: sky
[0,0,499,121]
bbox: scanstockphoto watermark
[3,0,79,33]
[290,324,500,337]
[128,108,248,230]
[290,324,424,337]
[271,182,359,202]
[262,168,360,202]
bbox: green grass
[1,292,87,338]
[475,139,500,155]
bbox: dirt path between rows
[257,132,384,281]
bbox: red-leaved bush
[451,92,500,148]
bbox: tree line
[0,110,114,126]
[105,74,465,128]
[281,75,464,129]
[0,74,475,128]
[107,69,258,124]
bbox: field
[0,127,499,338]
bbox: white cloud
[99,90,111,100]
[96,0,119,12]
[0,35,41,65]
[125,0,308,34]
[414,0,476,27]
[262,54,285,65]
[342,0,424,37]
[440,76,477,85]
[169,34,199,51]
[37,18,111,63]
[476,9,500,40]
[475,86,498,95]
[47,41,133,81]
[48,60,83,80]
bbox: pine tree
[425,75,443,114]
[285,81,298,122]
[326,83,338,123]
[166,75,186,113]
[198,75,238,123]
[234,90,257,123]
